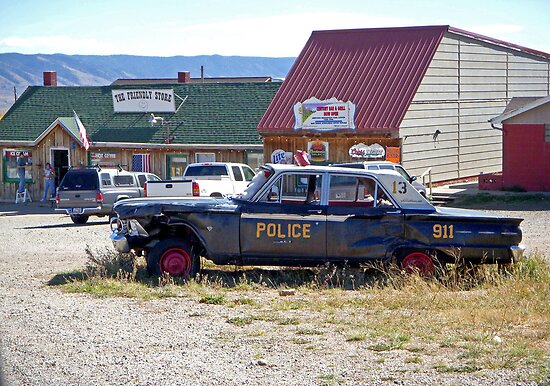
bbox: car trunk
[57,170,101,211]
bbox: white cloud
[0,12,414,57]
[157,12,414,57]
[0,35,115,55]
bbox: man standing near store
[17,152,27,194]
[41,162,55,202]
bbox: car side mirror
[410,175,417,183]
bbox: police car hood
[434,206,523,225]
[113,196,239,219]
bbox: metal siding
[258,26,447,131]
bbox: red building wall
[503,123,550,191]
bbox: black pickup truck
[110,164,524,277]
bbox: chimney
[43,71,57,87]
[177,71,191,83]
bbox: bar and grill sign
[294,97,356,131]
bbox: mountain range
[0,53,296,113]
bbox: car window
[185,165,228,177]
[137,174,147,187]
[59,171,99,191]
[100,172,112,186]
[367,165,379,170]
[113,175,135,187]
[242,166,256,181]
[328,174,395,208]
[378,165,395,170]
[232,166,244,181]
[395,166,411,181]
[259,173,322,205]
[147,174,160,181]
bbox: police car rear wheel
[147,238,199,278]
[401,251,435,277]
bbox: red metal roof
[258,25,447,132]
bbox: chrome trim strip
[241,213,326,221]
[478,231,496,235]
[501,232,519,236]
[455,230,472,234]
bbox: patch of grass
[199,294,226,305]
[317,373,344,385]
[405,356,423,364]
[434,363,482,373]
[346,333,367,342]
[296,328,324,336]
[53,247,550,375]
[453,192,549,207]
[227,316,255,326]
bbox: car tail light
[96,192,104,203]
[144,181,148,197]
[263,170,272,178]
[55,193,60,204]
[192,181,200,197]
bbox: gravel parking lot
[0,200,548,385]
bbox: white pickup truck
[145,162,256,197]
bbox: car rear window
[113,175,135,186]
[184,165,228,177]
[59,170,99,191]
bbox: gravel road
[0,201,548,385]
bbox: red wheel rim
[160,248,191,277]
[402,252,435,276]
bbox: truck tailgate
[57,190,98,209]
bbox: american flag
[73,110,90,150]
[132,154,151,172]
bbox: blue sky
[1,0,548,57]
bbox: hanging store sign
[112,89,175,112]
[89,151,121,167]
[307,140,329,163]
[293,97,356,131]
[349,143,385,159]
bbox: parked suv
[56,167,160,224]
[331,161,427,197]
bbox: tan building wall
[400,33,550,182]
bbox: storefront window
[3,149,33,183]
[167,154,188,179]
[195,153,215,163]
[245,151,264,170]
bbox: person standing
[17,153,27,194]
[41,162,56,202]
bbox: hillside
[0,53,295,113]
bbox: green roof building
[0,73,280,201]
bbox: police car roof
[265,163,401,176]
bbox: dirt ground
[0,200,548,385]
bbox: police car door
[326,174,403,263]
[240,172,326,265]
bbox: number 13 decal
[392,181,407,194]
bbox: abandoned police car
[110,164,524,277]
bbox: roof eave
[489,95,550,124]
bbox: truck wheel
[70,214,89,224]
[400,251,435,276]
[147,238,200,278]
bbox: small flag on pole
[132,154,151,172]
[73,110,90,150]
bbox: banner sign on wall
[385,147,401,163]
[349,143,385,159]
[294,97,356,131]
[112,89,176,112]
[307,140,329,163]
[89,151,121,167]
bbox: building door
[52,149,70,185]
